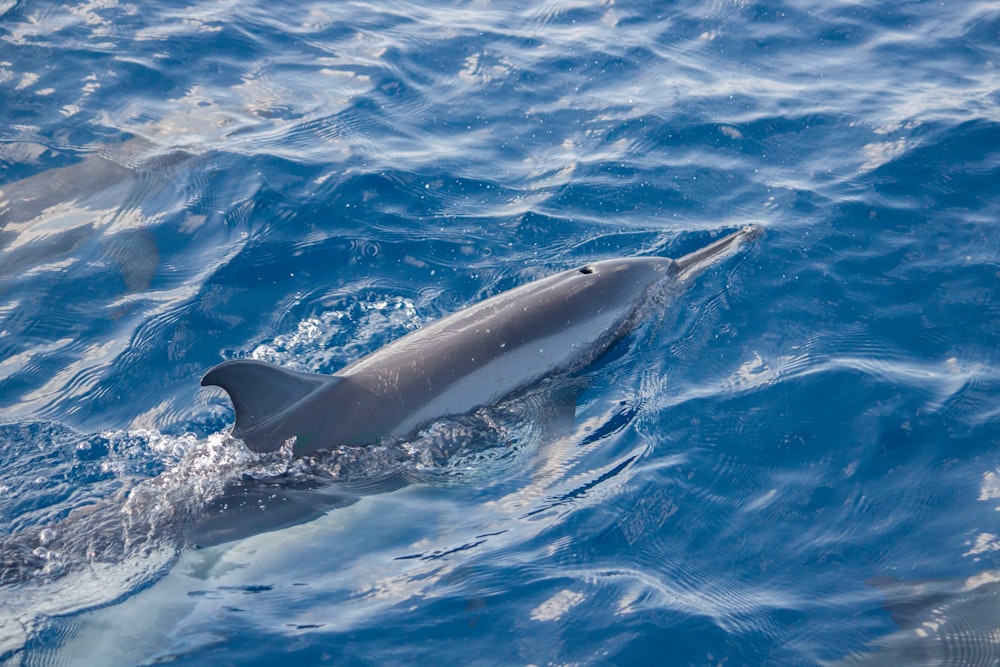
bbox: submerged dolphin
[202,226,759,456]
[828,573,1000,666]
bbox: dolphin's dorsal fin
[201,359,332,443]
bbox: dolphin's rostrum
[203,225,760,455]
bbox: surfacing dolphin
[202,225,760,456]
[0,225,757,602]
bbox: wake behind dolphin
[202,225,760,456]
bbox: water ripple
[1,0,999,662]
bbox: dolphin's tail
[674,224,761,282]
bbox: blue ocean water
[1,0,999,664]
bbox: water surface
[1,0,999,664]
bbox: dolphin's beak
[673,224,761,282]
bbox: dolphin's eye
[579,266,594,275]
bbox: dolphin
[0,226,758,647]
[0,138,190,293]
[202,225,759,456]
[827,572,1000,666]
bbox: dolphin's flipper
[190,480,359,548]
[201,360,336,449]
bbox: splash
[0,428,250,660]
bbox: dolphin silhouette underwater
[202,225,759,456]
[823,572,1000,666]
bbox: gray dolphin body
[203,226,759,456]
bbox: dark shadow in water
[828,573,1000,666]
